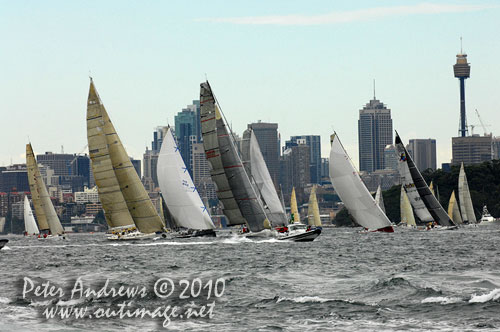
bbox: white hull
[106,230,154,241]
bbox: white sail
[24,196,39,235]
[157,127,215,230]
[26,143,64,235]
[400,186,416,226]
[307,185,322,227]
[248,131,287,226]
[328,133,393,231]
[458,163,476,223]
[447,190,463,224]
[374,185,386,214]
[396,149,434,222]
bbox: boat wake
[469,288,500,303]
[276,295,333,303]
[421,296,462,304]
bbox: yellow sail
[26,144,64,234]
[307,186,322,227]
[429,181,435,197]
[26,144,49,231]
[88,80,164,234]
[400,185,416,227]
[86,80,136,230]
[290,187,300,223]
[447,190,463,224]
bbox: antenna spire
[460,36,463,53]
[373,79,376,99]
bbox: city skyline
[1,1,499,168]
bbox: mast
[395,133,454,226]
[86,79,136,230]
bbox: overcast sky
[1,0,499,168]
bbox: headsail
[245,129,287,226]
[400,185,416,226]
[88,80,164,234]
[374,185,386,214]
[157,127,215,230]
[447,190,463,224]
[24,196,39,235]
[200,82,268,232]
[458,163,476,223]
[307,185,322,227]
[86,80,136,230]
[328,133,393,232]
[290,187,300,223]
[395,133,454,226]
[26,143,64,235]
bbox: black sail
[395,133,455,226]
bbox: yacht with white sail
[156,127,216,238]
[23,196,39,236]
[328,132,394,232]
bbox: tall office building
[407,139,437,171]
[493,137,500,160]
[246,121,281,186]
[191,143,217,202]
[175,104,199,176]
[143,147,159,188]
[37,152,74,176]
[358,95,393,172]
[285,135,321,184]
[452,135,492,165]
[383,144,398,171]
[281,140,311,204]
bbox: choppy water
[1,225,500,331]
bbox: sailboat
[307,186,322,228]
[394,132,456,228]
[458,163,477,224]
[156,127,216,238]
[23,196,39,236]
[374,185,386,214]
[328,133,394,232]
[26,143,65,239]
[399,185,416,228]
[86,79,165,240]
[290,187,300,223]
[200,81,270,235]
[447,191,463,224]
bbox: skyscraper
[281,140,311,204]
[285,135,321,184]
[246,121,280,186]
[358,95,393,172]
[407,139,437,171]
[174,103,200,176]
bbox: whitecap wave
[421,296,462,304]
[30,299,56,307]
[56,298,86,306]
[0,297,11,304]
[469,288,500,303]
[1,246,11,250]
[277,296,331,303]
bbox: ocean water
[1,225,500,331]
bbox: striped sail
[329,133,393,231]
[458,163,476,223]
[24,196,39,235]
[26,143,64,235]
[86,80,136,230]
[307,185,322,227]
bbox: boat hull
[107,231,154,241]
[173,229,217,238]
[0,239,8,250]
[277,228,321,242]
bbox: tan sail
[88,80,164,234]
[86,80,136,230]
[400,185,416,226]
[458,163,476,223]
[307,185,322,227]
[429,181,435,197]
[447,190,463,224]
[26,144,64,234]
[290,187,300,223]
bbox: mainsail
[200,82,268,232]
[24,196,39,235]
[328,133,393,232]
[395,133,454,226]
[157,127,215,230]
[26,143,64,235]
[242,129,287,227]
[307,185,322,227]
[374,185,386,214]
[400,186,416,226]
[447,190,463,224]
[458,163,476,223]
[87,80,164,234]
[290,187,300,223]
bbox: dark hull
[278,228,321,242]
[0,239,8,250]
[174,229,217,238]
